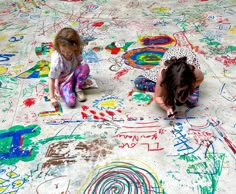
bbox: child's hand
[51,97,59,108]
[167,108,177,119]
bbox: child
[48,27,90,108]
[134,47,204,118]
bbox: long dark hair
[160,57,196,109]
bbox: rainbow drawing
[38,104,63,117]
[123,47,167,69]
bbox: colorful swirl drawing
[139,35,175,47]
[80,161,165,194]
[123,47,167,69]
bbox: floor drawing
[0,0,235,193]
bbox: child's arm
[193,66,204,88]
[48,77,58,107]
[154,70,175,117]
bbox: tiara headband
[59,36,78,45]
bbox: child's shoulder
[51,50,64,67]
[51,50,63,61]
[51,50,60,58]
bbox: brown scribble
[75,138,113,162]
[43,138,113,168]
[42,140,77,168]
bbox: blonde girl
[48,27,90,108]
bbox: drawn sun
[93,96,123,110]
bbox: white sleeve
[48,52,62,79]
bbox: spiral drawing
[81,161,165,194]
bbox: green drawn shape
[0,75,19,98]
[0,125,41,165]
[131,91,152,104]
[180,151,225,194]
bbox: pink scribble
[113,68,130,80]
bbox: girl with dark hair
[48,27,90,108]
[134,47,204,118]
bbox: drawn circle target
[123,47,167,69]
[82,161,164,194]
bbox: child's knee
[186,96,198,107]
[80,64,90,77]
[64,94,76,108]
[186,87,200,107]
[66,100,76,108]
[135,83,144,90]
[134,75,144,85]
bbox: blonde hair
[54,27,84,56]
